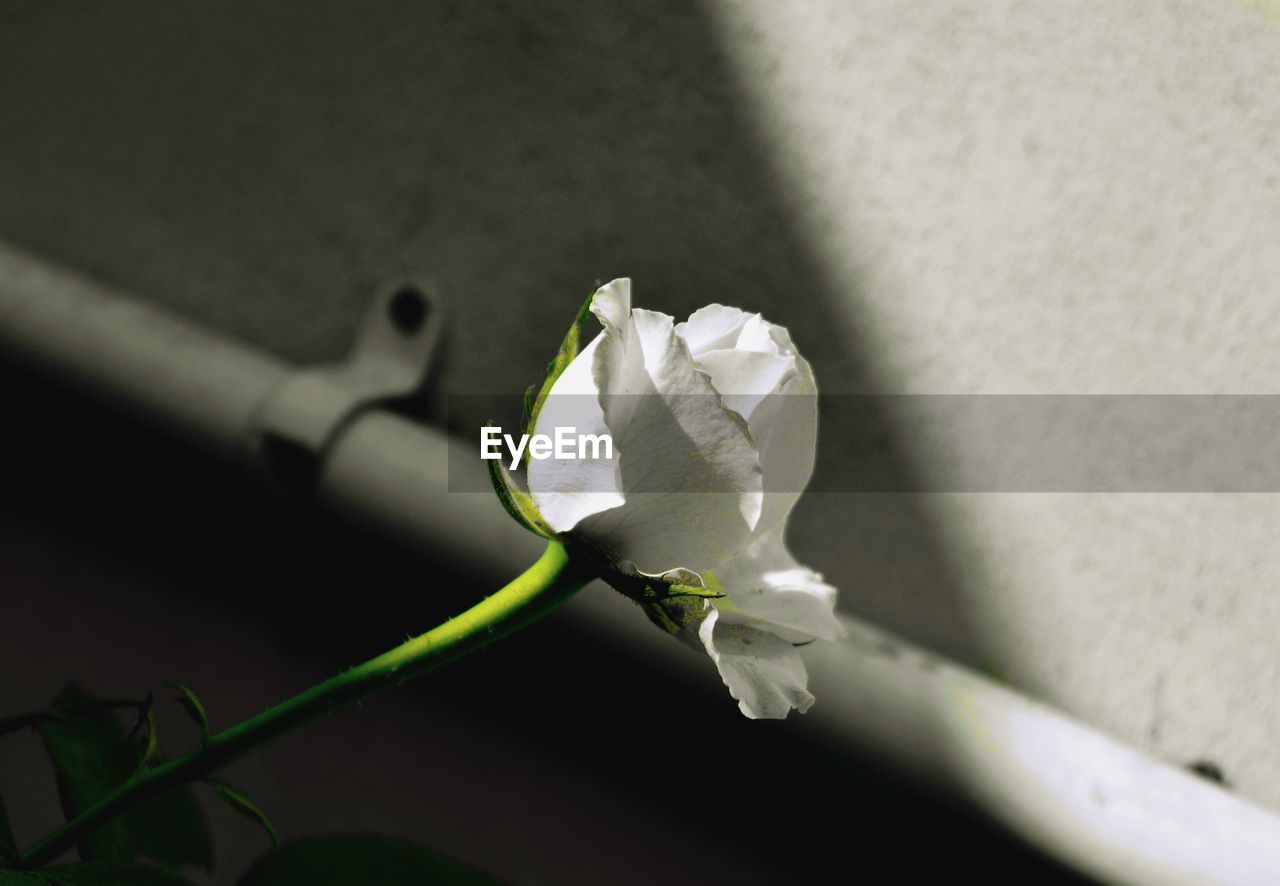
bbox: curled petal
[697,606,815,719]
[679,307,819,538]
[574,280,764,574]
[677,304,779,357]
[709,524,846,645]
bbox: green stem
[19,541,591,869]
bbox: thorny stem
[18,541,591,868]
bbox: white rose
[520,278,845,719]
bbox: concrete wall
[1,0,1277,874]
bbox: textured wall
[709,0,1280,807]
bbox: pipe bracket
[251,280,443,495]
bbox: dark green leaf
[205,778,276,849]
[37,685,212,871]
[486,439,556,539]
[0,872,44,884]
[237,836,495,886]
[165,685,209,747]
[520,290,595,445]
[30,861,192,885]
[0,791,15,867]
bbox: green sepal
[520,383,538,437]
[166,684,210,747]
[519,290,595,446]
[205,777,278,850]
[600,568,724,607]
[564,539,723,635]
[641,582,723,601]
[485,441,556,540]
[640,602,684,636]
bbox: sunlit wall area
[707,0,1280,809]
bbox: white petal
[691,349,816,536]
[692,349,792,407]
[735,314,779,354]
[709,523,846,645]
[676,304,754,355]
[576,297,764,574]
[590,277,631,335]
[677,304,787,357]
[678,308,819,537]
[528,333,626,532]
[751,366,819,536]
[698,606,815,719]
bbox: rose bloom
[527,279,844,718]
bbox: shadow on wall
[0,0,987,672]
[0,1,1057,882]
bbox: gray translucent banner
[446,394,1280,492]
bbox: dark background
[0,2,1085,882]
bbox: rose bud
[491,279,844,718]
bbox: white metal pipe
[0,241,285,459]
[1,237,1277,885]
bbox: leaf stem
[18,541,591,868]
